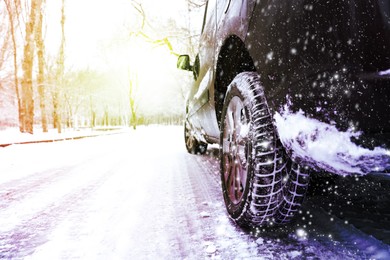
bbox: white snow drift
[274,103,390,175]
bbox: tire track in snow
[0,135,125,211]
[160,151,212,259]
[0,152,126,259]
[0,165,84,211]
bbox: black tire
[184,121,208,155]
[220,72,309,227]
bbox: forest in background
[0,0,206,133]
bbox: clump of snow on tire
[274,103,390,175]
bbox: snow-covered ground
[0,126,389,259]
[0,127,126,147]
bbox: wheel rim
[222,96,250,205]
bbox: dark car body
[181,0,389,157]
[178,0,390,227]
[244,0,390,149]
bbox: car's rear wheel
[184,121,207,154]
[220,72,309,227]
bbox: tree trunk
[4,0,23,132]
[129,76,137,130]
[52,91,61,133]
[21,0,43,134]
[131,107,136,130]
[35,0,48,132]
[89,95,95,128]
[53,0,65,134]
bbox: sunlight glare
[45,0,191,118]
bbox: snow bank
[379,68,390,76]
[274,103,390,175]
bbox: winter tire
[184,121,208,155]
[220,72,309,227]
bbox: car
[177,0,390,228]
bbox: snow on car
[274,99,390,175]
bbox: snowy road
[0,126,389,259]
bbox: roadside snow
[0,127,94,145]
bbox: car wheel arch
[215,35,256,126]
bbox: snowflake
[290,48,297,55]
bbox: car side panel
[195,0,254,142]
[187,0,219,133]
[188,0,238,142]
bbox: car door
[186,0,219,134]
[191,0,235,141]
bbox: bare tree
[53,0,65,133]
[0,5,11,73]
[187,0,206,8]
[129,0,181,56]
[35,0,47,132]
[20,0,43,133]
[128,70,138,130]
[125,0,194,126]
[127,0,207,69]
[3,0,23,131]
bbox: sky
[46,0,188,70]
